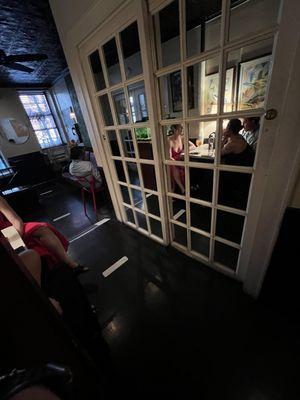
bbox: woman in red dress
[168,124,196,194]
[0,195,87,273]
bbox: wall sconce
[69,106,77,123]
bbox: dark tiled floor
[69,220,300,399]
[19,180,114,240]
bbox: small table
[181,145,215,163]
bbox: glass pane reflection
[159,70,182,119]
[125,206,135,224]
[172,223,187,247]
[169,198,186,224]
[120,129,135,158]
[189,167,213,202]
[132,188,144,210]
[216,210,245,244]
[229,0,281,43]
[136,211,148,230]
[150,218,163,238]
[107,130,120,156]
[114,160,126,182]
[135,128,153,160]
[112,89,129,124]
[141,164,157,191]
[120,185,130,204]
[218,171,252,210]
[154,0,180,68]
[190,203,211,232]
[214,241,239,271]
[120,21,143,79]
[146,194,160,217]
[99,95,113,126]
[89,50,106,91]
[127,162,140,186]
[185,0,222,57]
[128,81,148,123]
[191,232,210,257]
[103,37,122,85]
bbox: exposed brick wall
[0,0,67,86]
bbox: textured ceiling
[0,0,67,87]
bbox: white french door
[79,0,299,283]
[79,1,168,244]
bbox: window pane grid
[92,23,162,237]
[154,0,261,274]
[19,93,62,149]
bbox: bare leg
[18,248,63,314]
[32,226,78,268]
[173,167,185,194]
[19,249,41,285]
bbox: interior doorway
[79,0,298,283]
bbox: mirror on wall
[0,118,31,145]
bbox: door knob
[265,108,277,120]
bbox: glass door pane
[153,0,180,68]
[185,0,222,58]
[229,0,281,42]
[103,37,122,85]
[120,21,143,79]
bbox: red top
[171,146,183,161]
[0,212,68,268]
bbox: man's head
[70,146,84,160]
[227,119,242,135]
[243,117,260,132]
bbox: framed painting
[170,70,182,113]
[237,54,271,110]
[202,68,234,114]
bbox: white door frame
[78,0,169,244]
[51,0,300,298]
[240,0,300,297]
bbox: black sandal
[72,265,90,276]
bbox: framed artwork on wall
[170,70,182,113]
[202,68,234,114]
[237,54,271,110]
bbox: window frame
[18,91,64,149]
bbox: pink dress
[0,212,68,269]
[170,146,185,188]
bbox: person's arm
[220,141,236,156]
[221,130,229,148]
[188,140,196,150]
[0,196,24,236]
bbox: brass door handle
[265,108,278,120]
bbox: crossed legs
[31,226,78,268]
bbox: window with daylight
[0,151,12,177]
[0,153,8,170]
[19,93,62,149]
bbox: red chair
[75,176,103,217]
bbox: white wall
[49,0,127,221]
[49,0,124,168]
[0,89,40,159]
